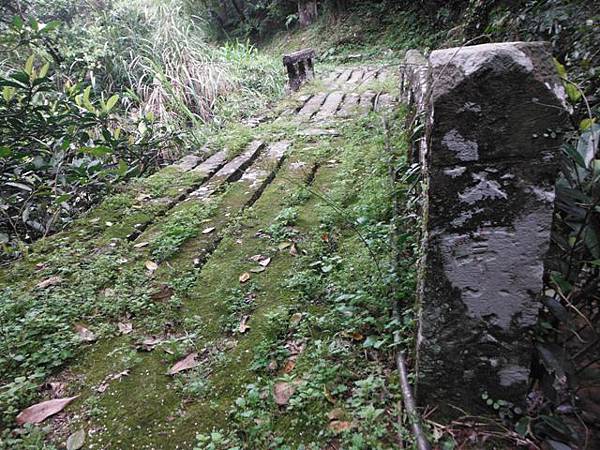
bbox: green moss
[2,65,418,450]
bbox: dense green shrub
[0,50,177,254]
[0,1,284,257]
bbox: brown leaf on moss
[16,396,79,425]
[137,336,163,351]
[273,381,297,406]
[118,322,133,334]
[238,315,250,334]
[259,257,271,267]
[168,353,199,375]
[74,324,96,342]
[150,284,174,301]
[145,260,158,273]
[289,312,303,327]
[289,243,298,256]
[282,357,296,374]
[327,408,345,421]
[239,272,251,283]
[328,420,352,433]
[36,276,62,289]
[278,242,292,251]
[66,428,86,450]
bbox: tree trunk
[298,1,318,27]
[229,0,246,22]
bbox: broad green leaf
[583,225,600,259]
[82,86,95,112]
[38,62,50,79]
[565,83,581,103]
[579,118,596,131]
[562,144,585,168]
[28,18,39,31]
[117,160,129,176]
[105,94,119,112]
[40,20,61,33]
[12,16,23,30]
[2,86,15,102]
[553,58,567,79]
[576,124,600,168]
[24,55,35,77]
[54,194,71,205]
[80,146,112,157]
[9,72,30,86]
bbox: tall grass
[66,0,285,156]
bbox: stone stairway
[0,65,402,449]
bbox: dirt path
[0,66,415,449]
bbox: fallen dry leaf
[74,324,96,342]
[286,340,306,356]
[351,332,364,341]
[66,428,86,450]
[96,370,130,393]
[238,315,250,334]
[202,227,216,234]
[16,396,79,425]
[105,221,113,227]
[136,193,151,202]
[267,360,278,372]
[282,357,296,374]
[289,243,298,256]
[249,254,264,262]
[278,242,292,251]
[327,408,345,421]
[48,382,67,397]
[168,353,199,375]
[289,312,303,327]
[259,257,271,267]
[137,336,163,351]
[324,386,336,404]
[329,420,352,433]
[36,276,62,289]
[133,242,149,249]
[145,260,158,273]
[250,267,266,273]
[239,272,251,283]
[118,322,133,335]
[273,381,300,406]
[150,284,174,301]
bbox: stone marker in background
[283,48,316,91]
[403,42,569,414]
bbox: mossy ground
[0,69,420,449]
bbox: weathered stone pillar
[411,42,569,414]
[283,48,316,91]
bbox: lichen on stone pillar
[413,42,569,415]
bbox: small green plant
[150,201,217,262]
[265,206,299,241]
